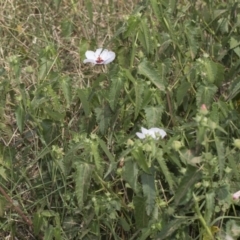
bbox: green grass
[1,0,240,239]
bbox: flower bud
[172,141,183,151]
[233,139,240,149]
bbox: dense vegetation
[1,0,240,239]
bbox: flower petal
[99,49,109,59]
[136,132,146,139]
[95,48,103,56]
[103,51,116,64]
[141,127,149,135]
[83,58,96,64]
[233,190,240,200]
[149,128,167,139]
[85,50,96,60]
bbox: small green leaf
[131,147,150,174]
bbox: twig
[0,185,33,227]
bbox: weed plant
[1,0,240,239]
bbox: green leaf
[175,165,201,206]
[133,196,148,229]
[33,212,44,235]
[204,191,215,225]
[144,106,164,127]
[230,37,240,57]
[228,76,240,100]
[61,19,73,38]
[139,18,151,55]
[156,149,175,191]
[134,82,144,120]
[122,158,139,193]
[90,141,103,174]
[38,58,53,80]
[196,84,218,107]
[98,138,115,163]
[60,76,72,107]
[214,136,225,179]
[203,59,225,85]
[75,163,93,209]
[109,75,123,111]
[141,169,156,216]
[77,89,90,116]
[86,0,93,23]
[15,105,25,133]
[138,59,165,91]
[156,218,192,239]
[176,81,191,105]
[95,105,112,134]
[131,147,150,174]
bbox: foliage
[1,0,240,239]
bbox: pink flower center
[96,56,104,64]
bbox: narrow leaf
[15,105,25,133]
[75,163,93,209]
[122,158,139,193]
[133,196,148,229]
[175,166,201,206]
[77,89,90,116]
[141,169,156,216]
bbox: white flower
[83,48,115,65]
[232,190,240,200]
[136,127,167,140]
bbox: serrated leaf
[176,81,191,105]
[138,59,165,91]
[95,105,112,134]
[109,76,123,111]
[75,163,93,210]
[131,147,150,174]
[90,141,102,174]
[141,169,156,216]
[144,106,164,127]
[77,89,90,116]
[60,76,71,107]
[122,158,139,193]
[204,191,215,225]
[133,196,148,229]
[203,59,224,85]
[228,76,240,100]
[175,166,201,206]
[156,149,174,191]
[139,18,151,54]
[196,84,218,107]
